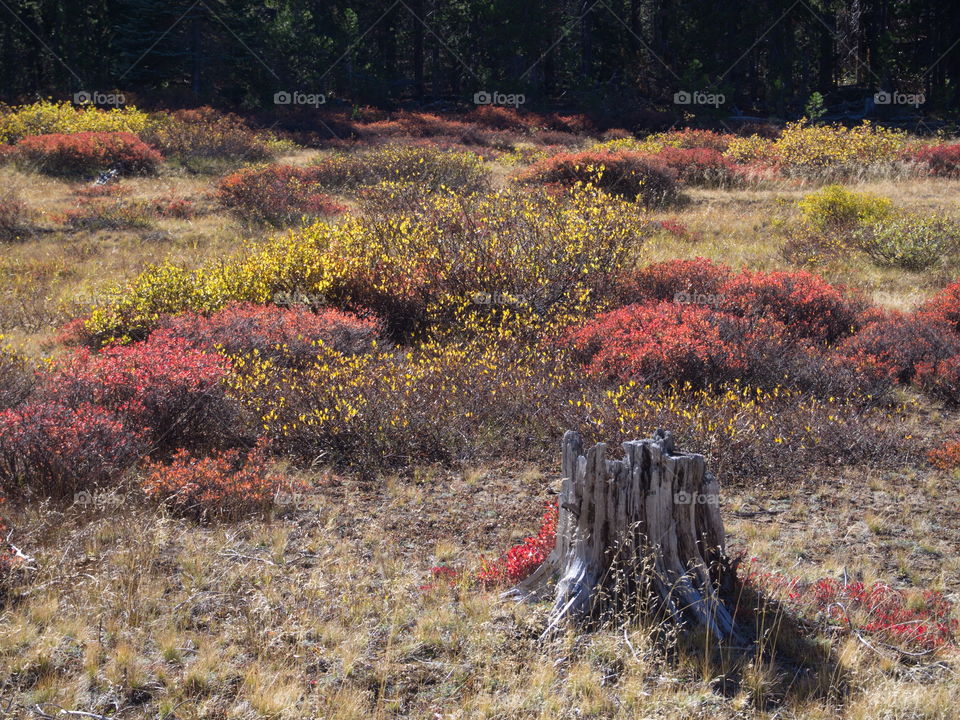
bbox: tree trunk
[512,429,743,643]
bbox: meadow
[0,101,959,719]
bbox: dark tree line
[1,0,958,118]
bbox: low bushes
[63,197,155,230]
[308,145,489,193]
[139,106,276,163]
[567,302,750,387]
[797,185,892,231]
[854,214,960,270]
[620,261,864,345]
[85,184,650,343]
[0,100,150,144]
[617,257,732,305]
[0,187,32,242]
[158,303,380,366]
[216,165,347,225]
[652,146,742,186]
[13,131,161,176]
[141,441,284,521]
[907,143,960,178]
[516,149,680,206]
[716,269,864,343]
[49,332,233,452]
[0,401,145,500]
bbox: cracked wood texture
[515,429,742,642]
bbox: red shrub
[216,164,346,225]
[567,302,749,386]
[915,354,960,405]
[14,131,162,176]
[158,303,379,366]
[718,270,864,344]
[918,279,960,333]
[617,257,732,305]
[478,503,557,585]
[907,144,960,178]
[516,150,680,206]
[141,440,285,521]
[0,401,145,499]
[46,331,233,452]
[835,311,960,382]
[654,146,741,186]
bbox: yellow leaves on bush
[797,185,893,231]
[0,101,150,144]
[84,183,650,343]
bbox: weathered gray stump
[512,429,742,642]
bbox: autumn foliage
[13,131,162,176]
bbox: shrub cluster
[139,106,277,163]
[308,144,489,193]
[13,131,162,176]
[141,441,284,521]
[158,303,380,366]
[907,143,960,178]
[85,184,650,343]
[797,185,892,231]
[515,149,680,206]
[0,187,32,242]
[0,100,150,144]
[216,164,347,225]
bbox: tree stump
[512,429,743,642]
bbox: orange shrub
[141,440,285,521]
[928,440,960,469]
[13,131,161,176]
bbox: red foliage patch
[0,401,145,499]
[743,561,957,651]
[653,146,742,186]
[717,269,863,344]
[907,143,960,178]
[216,164,346,225]
[158,303,380,366]
[478,503,557,585]
[567,302,750,386]
[46,331,232,452]
[927,439,960,469]
[141,440,286,521]
[14,131,162,176]
[618,257,732,305]
[918,279,960,333]
[835,311,960,383]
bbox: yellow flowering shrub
[0,101,150,144]
[84,183,650,343]
[797,185,892,230]
[227,332,913,480]
[723,134,775,164]
[770,120,908,169]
